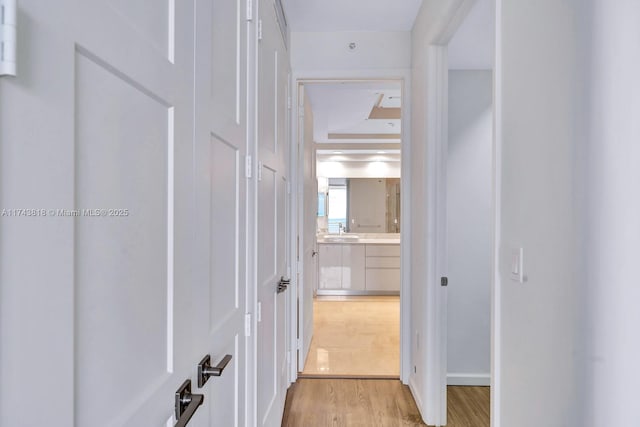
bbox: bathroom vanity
[316,233,401,295]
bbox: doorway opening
[295,80,404,378]
[438,0,495,424]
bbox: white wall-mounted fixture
[511,247,524,283]
[0,0,17,76]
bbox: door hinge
[286,351,291,365]
[246,0,253,21]
[287,181,291,194]
[245,155,252,179]
[297,338,301,350]
[257,160,263,181]
[258,20,263,41]
[257,301,262,322]
[244,313,251,336]
[441,276,448,287]
[0,0,17,77]
[287,96,292,110]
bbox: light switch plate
[511,248,524,283]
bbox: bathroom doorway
[295,80,404,378]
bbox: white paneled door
[0,0,248,425]
[256,1,291,426]
[193,0,250,425]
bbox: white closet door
[256,1,291,425]
[0,0,246,425]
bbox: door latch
[441,276,448,287]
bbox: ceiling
[281,0,423,32]
[305,81,402,144]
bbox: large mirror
[318,177,401,234]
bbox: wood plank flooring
[447,386,491,426]
[282,379,489,427]
[302,296,400,377]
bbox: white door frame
[491,1,503,425]
[422,0,500,425]
[423,45,450,425]
[288,71,413,384]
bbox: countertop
[316,233,400,245]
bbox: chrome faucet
[338,222,343,235]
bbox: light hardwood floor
[301,296,400,377]
[282,379,490,427]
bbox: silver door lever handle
[197,354,232,388]
[175,380,203,427]
[277,276,290,293]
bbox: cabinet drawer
[365,244,400,257]
[365,269,401,291]
[365,256,400,269]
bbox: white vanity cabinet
[318,244,342,289]
[342,244,366,290]
[364,244,401,291]
[317,242,400,294]
[318,244,365,291]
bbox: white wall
[291,31,411,72]
[583,1,640,425]
[498,2,640,425]
[447,0,494,70]
[497,0,587,425]
[316,160,401,178]
[446,71,492,386]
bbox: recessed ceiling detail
[368,94,401,119]
[304,81,402,144]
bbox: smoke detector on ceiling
[348,42,356,51]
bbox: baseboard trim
[447,373,491,386]
[408,376,425,421]
[297,373,399,380]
